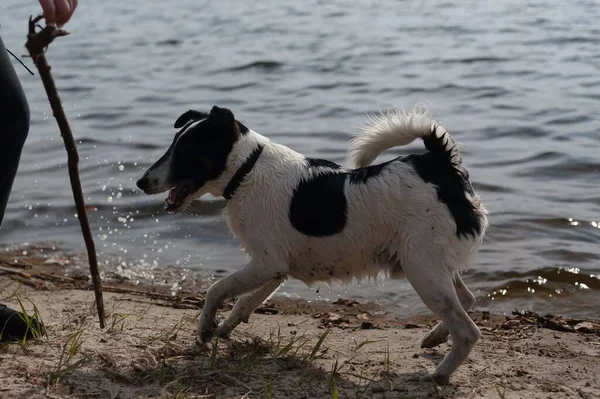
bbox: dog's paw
[420,334,448,349]
[198,316,218,343]
[432,373,451,386]
[419,371,451,386]
[216,322,233,340]
[200,328,215,343]
[420,329,449,349]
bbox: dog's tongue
[168,187,179,203]
[165,185,190,211]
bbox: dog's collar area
[222,145,265,201]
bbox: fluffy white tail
[347,106,461,168]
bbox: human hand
[39,0,78,27]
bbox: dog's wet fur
[137,105,488,385]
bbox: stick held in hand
[25,16,106,328]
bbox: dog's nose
[136,176,149,191]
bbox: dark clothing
[0,36,44,342]
[0,34,30,226]
[0,35,46,341]
[0,303,45,342]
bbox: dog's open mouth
[164,184,191,212]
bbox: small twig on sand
[0,264,203,309]
[24,16,106,328]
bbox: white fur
[163,107,488,384]
[348,106,461,168]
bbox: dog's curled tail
[347,106,462,168]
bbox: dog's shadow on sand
[45,335,460,399]
[419,349,445,362]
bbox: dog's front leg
[216,278,283,339]
[198,260,286,342]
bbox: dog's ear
[174,110,206,129]
[209,106,234,123]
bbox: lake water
[1,0,599,318]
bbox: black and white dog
[136,105,488,384]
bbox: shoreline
[1,246,599,398]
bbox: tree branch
[25,16,106,328]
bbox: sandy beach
[1,246,599,399]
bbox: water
[1,0,599,318]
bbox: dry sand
[1,247,599,399]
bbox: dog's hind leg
[404,265,480,385]
[198,260,286,343]
[216,278,283,338]
[420,273,476,349]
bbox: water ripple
[1,0,599,318]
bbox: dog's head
[136,105,245,213]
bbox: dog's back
[226,107,488,286]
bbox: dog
[136,105,488,384]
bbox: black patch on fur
[306,158,342,169]
[348,162,390,184]
[289,170,347,237]
[404,128,481,238]
[174,110,209,128]
[289,155,391,235]
[306,157,389,184]
[223,145,264,200]
[236,121,249,135]
[148,106,239,193]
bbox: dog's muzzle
[136,176,151,192]
[136,175,165,194]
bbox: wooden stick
[24,16,106,328]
